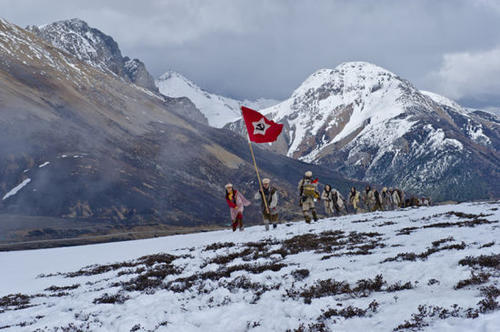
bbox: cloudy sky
[3,0,500,108]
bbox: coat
[254,186,278,213]
[349,190,360,209]
[392,190,401,207]
[321,189,334,214]
[226,190,251,221]
[332,189,345,210]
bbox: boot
[312,210,318,222]
[305,217,311,224]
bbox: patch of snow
[420,90,469,115]
[424,125,463,152]
[38,162,50,168]
[2,178,31,200]
[465,120,491,146]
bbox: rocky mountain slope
[26,18,158,92]
[156,71,279,127]
[1,201,498,331]
[0,18,361,245]
[227,62,500,201]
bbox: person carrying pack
[321,184,334,216]
[373,189,383,211]
[298,171,319,223]
[381,187,392,210]
[363,185,376,211]
[332,188,347,215]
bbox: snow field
[0,201,499,331]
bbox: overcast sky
[3,0,500,108]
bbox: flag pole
[242,112,270,214]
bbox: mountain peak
[26,18,157,92]
[158,70,197,88]
[291,62,404,103]
[156,71,279,128]
[47,18,90,29]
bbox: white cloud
[430,46,500,100]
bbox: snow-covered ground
[0,201,499,331]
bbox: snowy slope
[420,90,469,114]
[156,71,279,128]
[1,201,499,331]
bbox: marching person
[332,187,347,215]
[363,185,376,211]
[373,188,383,211]
[381,187,392,211]
[298,171,320,223]
[225,183,250,232]
[392,187,402,209]
[254,178,279,230]
[321,184,335,216]
[348,186,361,214]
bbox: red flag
[241,106,283,143]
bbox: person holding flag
[240,106,283,229]
[254,178,279,230]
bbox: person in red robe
[225,183,251,231]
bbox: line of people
[348,185,407,214]
[224,170,431,231]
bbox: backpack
[396,189,403,201]
[332,190,338,203]
[302,182,316,198]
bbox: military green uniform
[298,177,319,223]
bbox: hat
[305,171,312,177]
[262,178,270,184]
[225,183,233,189]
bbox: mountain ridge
[26,18,158,92]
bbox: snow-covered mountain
[156,71,279,128]
[1,201,499,331]
[26,19,158,92]
[227,62,500,201]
